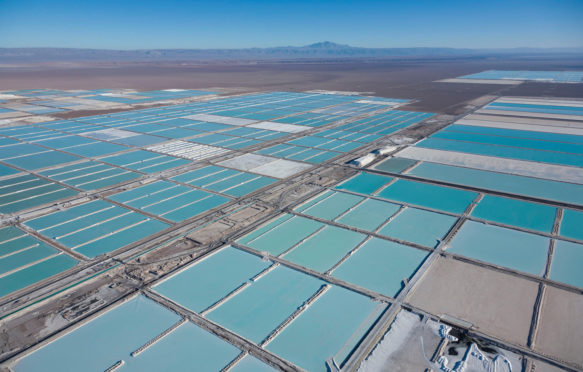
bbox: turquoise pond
[171,165,276,197]
[407,162,583,206]
[471,195,557,233]
[560,209,583,241]
[100,150,190,173]
[432,128,583,155]
[334,172,393,195]
[24,199,169,258]
[447,220,549,276]
[109,180,229,222]
[0,173,77,214]
[418,137,583,168]
[39,160,141,191]
[375,178,478,214]
[0,226,78,298]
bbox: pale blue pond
[471,195,556,233]
[560,209,583,241]
[282,226,366,272]
[376,179,478,214]
[301,191,363,220]
[334,172,393,195]
[549,240,583,289]
[154,246,271,312]
[122,322,241,371]
[336,198,401,231]
[230,355,277,372]
[207,266,324,343]
[237,214,293,245]
[266,286,386,371]
[241,215,324,256]
[13,295,180,372]
[448,221,549,276]
[294,191,333,213]
[377,207,457,248]
[332,238,428,297]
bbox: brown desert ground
[2,55,582,114]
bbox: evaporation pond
[122,322,241,371]
[241,215,324,256]
[267,286,386,371]
[560,209,583,241]
[376,179,477,214]
[471,195,556,233]
[448,220,549,276]
[207,266,324,343]
[282,225,366,272]
[335,172,393,195]
[373,157,417,174]
[336,198,401,231]
[549,240,583,289]
[377,207,457,248]
[153,246,271,312]
[230,355,277,372]
[300,191,363,220]
[13,295,180,372]
[332,238,428,297]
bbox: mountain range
[1,42,582,63]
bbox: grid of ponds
[23,199,170,258]
[321,171,583,290]
[12,294,277,372]
[170,165,277,197]
[109,180,230,223]
[459,70,583,83]
[0,90,427,303]
[153,246,387,371]
[234,174,451,299]
[371,96,583,292]
[1,89,445,371]
[0,226,78,298]
[417,124,583,168]
[0,173,77,214]
[484,101,583,116]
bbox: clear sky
[1,0,582,49]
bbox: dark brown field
[1,56,582,114]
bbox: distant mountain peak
[305,41,350,49]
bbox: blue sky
[0,0,582,49]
